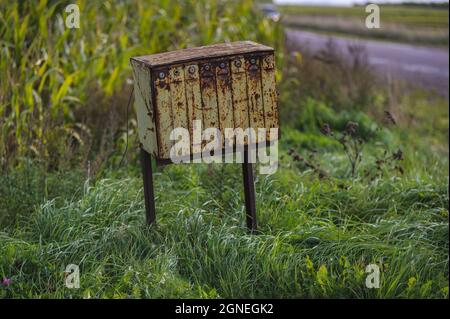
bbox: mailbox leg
[242,147,257,232]
[140,148,156,225]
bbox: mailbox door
[184,63,203,156]
[199,62,220,133]
[261,53,279,142]
[245,55,265,143]
[153,68,174,159]
[215,59,234,149]
[230,56,250,147]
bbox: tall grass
[0,159,447,298]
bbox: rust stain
[245,56,265,143]
[200,63,219,147]
[130,60,158,155]
[230,56,249,138]
[154,67,173,159]
[215,59,234,148]
[184,63,202,154]
[261,53,279,141]
[135,41,273,68]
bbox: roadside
[285,28,449,97]
[283,15,449,47]
[279,4,449,46]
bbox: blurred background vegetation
[280,3,449,45]
[0,0,283,171]
[0,0,448,298]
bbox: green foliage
[279,45,381,126]
[0,159,86,228]
[282,97,381,142]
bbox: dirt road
[286,29,449,96]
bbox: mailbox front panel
[132,44,279,160]
[230,56,250,144]
[184,63,202,155]
[153,68,174,159]
[215,58,234,140]
[261,54,279,140]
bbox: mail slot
[130,41,279,160]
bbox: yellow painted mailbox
[130,41,280,231]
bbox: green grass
[1,121,448,298]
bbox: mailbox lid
[131,41,274,68]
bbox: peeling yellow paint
[261,54,279,142]
[200,63,219,147]
[245,56,265,143]
[154,68,174,159]
[131,60,158,156]
[184,64,202,154]
[216,59,234,148]
[230,56,250,146]
[169,65,188,138]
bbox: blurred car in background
[259,3,281,22]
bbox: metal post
[242,146,257,232]
[141,148,156,225]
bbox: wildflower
[320,123,332,136]
[2,277,11,286]
[345,121,359,136]
[292,154,303,162]
[392,149,403,161]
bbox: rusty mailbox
[130,41,279,231]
